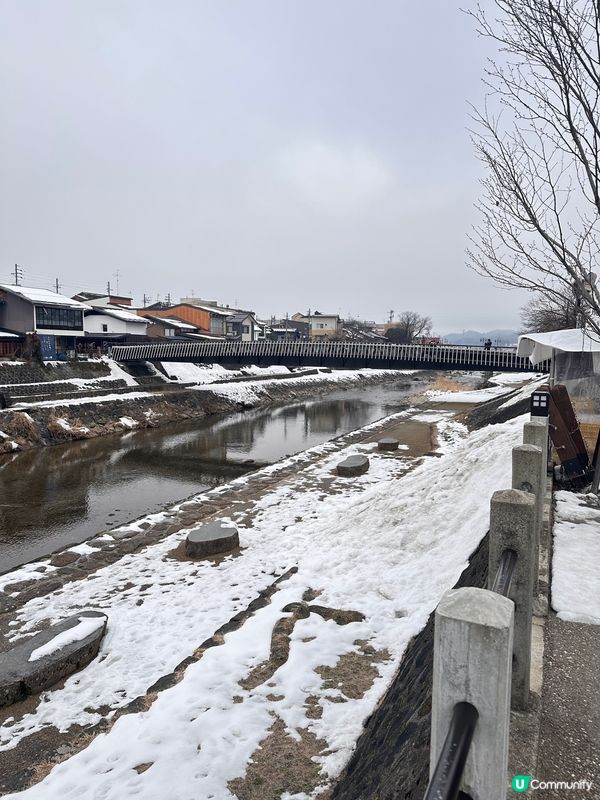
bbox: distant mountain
[441,329,519,346]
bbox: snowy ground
[161,363,416,386]
[0,397,529,799]
[160,362,247,383]
[552,491,600,625]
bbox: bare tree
[345,316,374,332]
[520,290,578,331]
[385,311,432,344]
[467,0,600,336]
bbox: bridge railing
[109,340,545,372]
[425,417,546,800]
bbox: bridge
[110,340,547,373]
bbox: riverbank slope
[0,361,421,453]
[0,373,541,799]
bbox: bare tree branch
[466,0,600,335]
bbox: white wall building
[84,306,148,335]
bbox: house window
[35,305,83,331]
[318,323,324,328]
[102,324,108,332]
[242,325,250,334]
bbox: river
[0,379,427,572]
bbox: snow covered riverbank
[0,365,418,453]
[0,371,542,800]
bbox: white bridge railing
[110,340,544,372]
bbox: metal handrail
[425,548,518,799]
[491,548,517,597]
[423,702,478,800]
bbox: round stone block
[378,438,399,452]
[185,522,239,558]
[336,454,370,477]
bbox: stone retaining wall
[330,534,489,800]
[0,361,111,386]
[0,371,415,452]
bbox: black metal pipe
[491,548,517,597]
[424,701,478,800]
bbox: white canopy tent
[517,328,600,367]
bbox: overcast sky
[0,1,529,334]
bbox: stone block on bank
[185,522,240,559]
[377,438,399,452]
[336,454,370,476]
[0,610,108,708]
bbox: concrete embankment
[0,379,531,798]
[0,362,421,453]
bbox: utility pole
[143,293,149,308]
[113,269,120,294]
[166,292,171,305]
[55,278,61,294]
[14,264,23,286]
[388,309,394,323]
[107,281,111,296]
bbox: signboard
[39,335,56,360]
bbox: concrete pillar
[524,416,549,482]
[489,489,535,710]
[512,443,543,592]
[432,587,514,800]
[523,420,549,590]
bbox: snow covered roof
[227,312,256,324]
[142,314,200,330]
[87,305,147,324]
[294,311,341,321]
[183,332,226,340]
[0,284,91,309]
[517,328,600,365]
[72,291,106,301]
[155,316,198,330]
[0,329,21,339]
[187,304,233,317]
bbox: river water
[0,380,425,572]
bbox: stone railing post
[489,488,535,710]
[523,420,549,593]
[432,587,514,800]
[512,443,543,592]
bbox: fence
[424,410,549,800]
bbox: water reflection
[0,380,414,571]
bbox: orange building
[138,304,211,332]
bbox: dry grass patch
[227,718,328,800]
[427,376,470,393]
[316,640,391,701]
[240,604,309,691]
